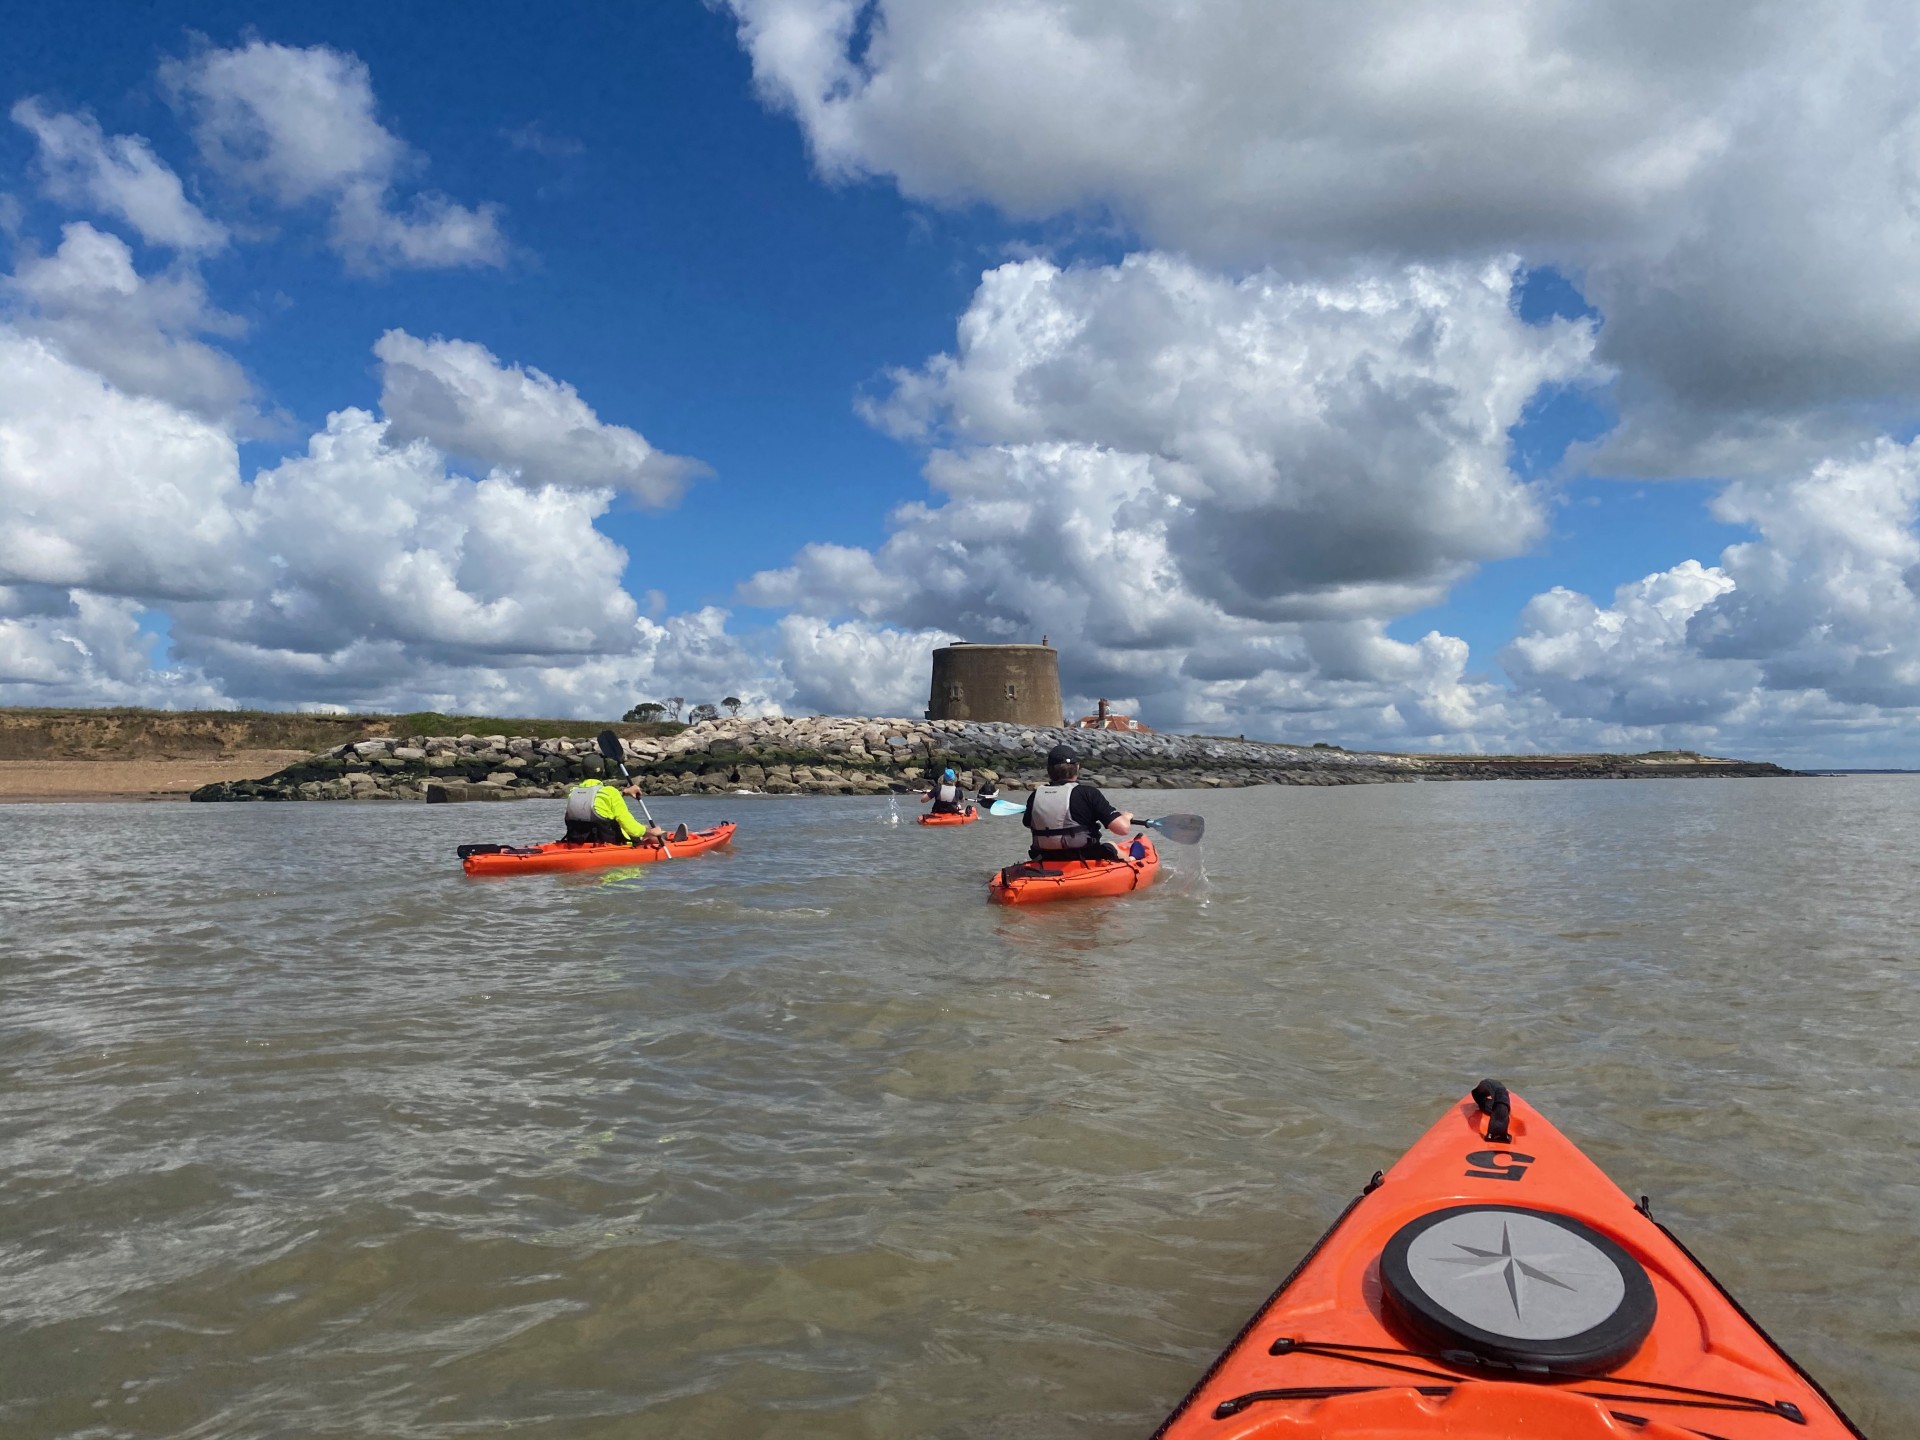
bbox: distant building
[927,643,1063,726]
[1074,698,1152,733]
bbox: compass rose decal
[1398,1207,1630,1341]
[1434,1218,1588,1318]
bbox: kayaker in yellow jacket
[563,777,649,845]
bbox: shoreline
[0,717,1802,805]
[184,716,1798,804]
[0,752,315,804]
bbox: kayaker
[562,776,650,845]
[923,767,968,815]
[975,777,999,803]
[1023,743,1133,860]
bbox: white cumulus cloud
[1503,442,1920,760]
[746,254,1594,741]
[724,0,1920,482]
[11,98,228,253]
[162,40,504,272]
[0,310,747,715]
[2,222,256,426]
[0,586,232,708]
[375,330,702,504]
[0,323,248,599]
[775,615,959,716]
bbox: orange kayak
[919,807,979,825]
[1150,1081,1864,1439]
[460,822,736,876]
[988,835,1158,903]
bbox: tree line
[622,696,743,725]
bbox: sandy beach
[0,751,315,803]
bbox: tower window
[946,682,963,700]
[1006,684,1018,699]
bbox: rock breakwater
[187,716,1795,802]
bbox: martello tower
[927,642,1063,726]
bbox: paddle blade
[595,728,632,777]
[988,798,1027,816]
[1142,813,1205,845]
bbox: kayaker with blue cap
[923,767,968,815]
[1024,743,1133,860]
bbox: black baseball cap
[1045,743,1079,766]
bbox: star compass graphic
[1401,1207,1628,1340]
[1435,1218,1587,1317]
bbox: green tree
[623,701,666,723]
[687,702,719,724]
[723,695,743,718]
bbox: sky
[2,2,1919,767]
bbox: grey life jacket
[564,781,602,824]
[934,781,961,805]
[1028,782,1092,852]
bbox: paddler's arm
[1079,785,1130,835]
[599,785,648,842]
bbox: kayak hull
[1150,1085,1864,1439]
[461,822,736,876]
[988,836,1158,903]
[919,807,978,825]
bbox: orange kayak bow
[1150,1081,1864,1439]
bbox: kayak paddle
[1136,813,1205,844]
[596,729,668,853]
[986,796,1204,844]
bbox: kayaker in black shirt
[924,768,968,814]
[1023,743,1134,860]
[975,778,999,803]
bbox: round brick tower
[927,643,1063,726]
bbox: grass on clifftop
[0,707,684,761]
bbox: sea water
[2,779,1914,1436]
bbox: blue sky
[3,3,1918,766]
[3,3,994,599]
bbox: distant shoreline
[0,752,316,804]
[0,709,1806,805]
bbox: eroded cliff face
[0,709,378,760]
[184,714,1796,802]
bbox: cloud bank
[7,14,1920,765]
[745,253,1599,742]
[724,0,1920,478]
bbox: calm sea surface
[2,779,1915,1437]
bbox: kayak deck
[460,821,736,875]
[988,836,1158,903]
[1149,1082,1864,1439]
